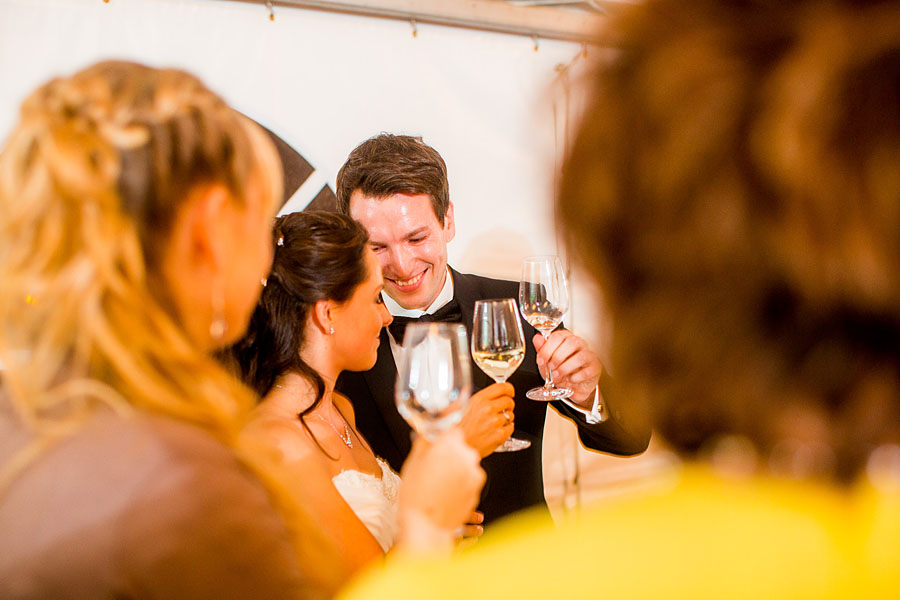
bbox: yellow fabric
[341,465,900,599]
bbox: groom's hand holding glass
[532,330,604,409]
[520,255,605,415]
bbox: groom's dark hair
[336,133,450,225]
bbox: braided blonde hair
[0,61,343,594]
[0,60,268,430]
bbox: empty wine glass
[471,298,530,452]
[519,255,574,401]
[395,322,472,439]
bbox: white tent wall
[0,0,650,517]
[0,0,582,264]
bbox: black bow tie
[387,299,463,343]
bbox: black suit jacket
[336,267,650,525]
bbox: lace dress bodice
[331,458,401,552]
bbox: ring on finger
[502,410,512,426]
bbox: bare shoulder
[242,414,319,464]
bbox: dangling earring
[209,276,227,342]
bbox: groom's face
[349,190,455,311]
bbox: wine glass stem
[540,331,555,389]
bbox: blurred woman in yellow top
[341,0,900,597]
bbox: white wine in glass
[395,322,472,439]
[471,348,525,382]
[519,255,574,401]
[471,298,531,452]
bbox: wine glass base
[525,386,574,401]
[495,436,531,452]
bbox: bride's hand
[396,428,485,553]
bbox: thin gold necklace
[273,384,353,449]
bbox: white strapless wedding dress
[332,458,401,552]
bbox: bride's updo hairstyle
[232,210,369,418]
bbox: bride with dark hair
[232,210,483,575]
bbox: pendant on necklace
[316,413,354,449]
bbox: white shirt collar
[382,266,454,317]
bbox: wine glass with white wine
[519,256,574,401]
[471,298,530,452]
[395,322,472,439]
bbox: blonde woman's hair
[0,60,343,594]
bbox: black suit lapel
[363,328,414,458]
[366,268,498,461]
[450,268,494,393]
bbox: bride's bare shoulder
[241,412,319,463]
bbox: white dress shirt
[384,266,455,367]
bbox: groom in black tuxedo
[335,134,650,525]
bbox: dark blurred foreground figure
[0,60,346,599]
[340,0,900,597]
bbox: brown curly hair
[558,0,900,484]
[336,133,450,224]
